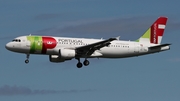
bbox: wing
[75,37,118,57]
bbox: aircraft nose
[5,42,13,50]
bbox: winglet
[109,36,120,41]
[116,36,120,40]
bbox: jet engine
[49,49,76,63]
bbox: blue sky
[0,0,180,101]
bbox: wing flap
[75,37,118,57]
[76,37,116,50]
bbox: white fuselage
[5,36,170,58]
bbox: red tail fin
[150,17,168,44]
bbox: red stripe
[150,25,154,44]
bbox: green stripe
[27,36,43,53]
[141,28,150,38]
[135,28,151,42]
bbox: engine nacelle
[49,49,75,63]
[49,55,65,63]
[59,49,75,59]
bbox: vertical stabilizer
[136,17,168,44]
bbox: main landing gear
[76,58,90,68]
[25,54,30,64]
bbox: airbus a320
[5,17,170,68]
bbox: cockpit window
[12,39,16,42]
[12,39,21,42]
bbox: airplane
[5,17,170,68]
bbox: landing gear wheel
[25,60,29,64]
[83,60,89,66]
[77,62,83,68]
[25,54,30,64]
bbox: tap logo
[42,36,57,54]
[27,36,57,54]
[47,41,53,44]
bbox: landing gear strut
[25,54,30,64]
[76,58,83,68]
[76,58,90,68]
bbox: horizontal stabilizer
[148,44,171,49]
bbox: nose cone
[5,42,13,51]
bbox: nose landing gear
[25,54,30,64]
[25,59,29,64]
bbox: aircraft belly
[46,49,57,55]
